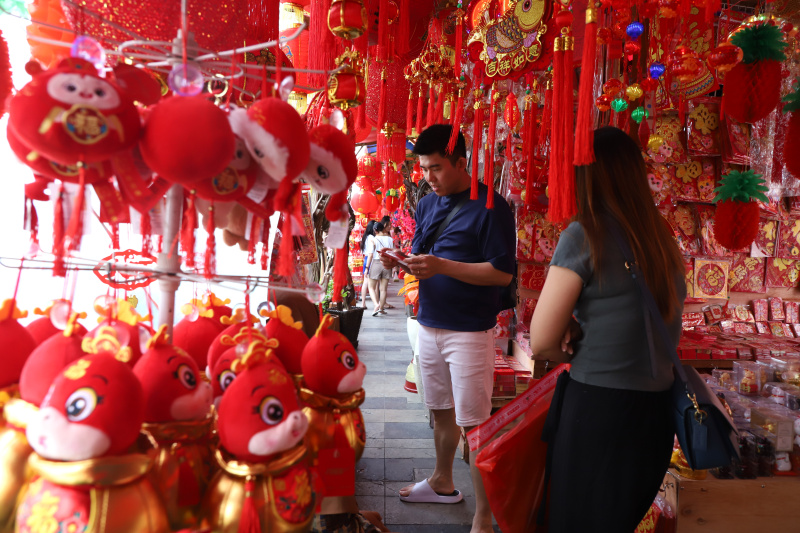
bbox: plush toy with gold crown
[25,300,88,347]
[172,295,229,374]
[18,350,168,533]
[201,340,317,533]
[300,315,367,499]
[1,312,85,533]
[205,309,262,377]
[133,325,214,530]
[208,328,279,409]
[84,298,154,366]
[261,305,309,377]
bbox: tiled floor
[354,286,501,533]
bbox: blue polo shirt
[411,183,516,332]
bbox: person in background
[380,124,515,533]
[392,226,403,281]
[365,222,394,316]
[359,220,377,309]
[530,127,686,533]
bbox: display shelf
[662,469,800,532]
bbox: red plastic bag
[468,365,568,533]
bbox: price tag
[325,212,350,250]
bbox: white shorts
[417,324,495,428]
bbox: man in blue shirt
[380,124,515,533]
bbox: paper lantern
[667,47,703,83]
[328,0,367,39]
[280,2,310,92]
[365,51,409,128]
[351,184,379,214]
[706,43,743,73]
[26,0,71,67]
[327,60,366,110]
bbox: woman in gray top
[530,127,685,532]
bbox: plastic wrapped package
[687,98,722,156]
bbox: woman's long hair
[575,127,684,321]
[361,220,376,252]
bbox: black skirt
[547,377,674,533]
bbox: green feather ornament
[731,23,787,64]
[713,170,769,204]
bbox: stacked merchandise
[491,349,533,400]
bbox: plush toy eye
[176,364,197,389]
[219,370,236,391]
[94,88,106,97]
[253,148,265,158]
[317,165,330,180]
[236,149,245,159]
[339,350,357,370]
[522,0,532,10]
[259,396,284,425]
[65,387,98,422]
[65,83,77,92]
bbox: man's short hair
[413,124,467,165]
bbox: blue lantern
[626,22,645,40]
[649,62,666,79]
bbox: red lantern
[596,94,612,111]
[351,184,379,214]
[281,2,309,92]
[356,176,374,192]
[503,93,521,133]
[384,188,401,211]
[327,60,366,110]
[624,40,641,56]
[667,47,703,83]
[328,0,367,39]
[706,43,743,73]
[603,79,624,96]
[641,76,659,92]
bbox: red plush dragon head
[301,315,366,397]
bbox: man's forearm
[436,258,513,286]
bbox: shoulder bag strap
[605,218,687,383]
[422,196,469,254]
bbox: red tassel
[471,92,485,201]
[454,10,463,80]
[523,97,536,206]
[204,204,216,280]
[247,214,260,265]
[66,163,87,252]
[397,0,410,57]
[435,84,446,124]
[53,189,66,277]
[416,83,426,134]
[446,87,464,154]
[378,66,388,128]
[181,192,197,268]
[277,214,295,279]
[574,5,598,166]
[378,0,390,62]
[140,209,152,255]
[548,30,577,223]
[406,84,415,137]
[331,245,349,303]
[548,37,564,218]
[539,83,552,155]
[247,0,279,42]
[427,84,436,126]
[356,103,367,131]
[309,0,338,87]
[484,89,499,209]
[239,478,261,533]
[259,217,270,270]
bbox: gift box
[519,263,548,291]
[766,258,800,288]
[687,98,722,156]
[728,254,767,293]
[516,209,563,262]
[661,204,701,255]
[703,304,724,324]
[694,259,730,299]
[645,114,687,164]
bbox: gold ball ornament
[647,134,665,152]
[625,83,644,101]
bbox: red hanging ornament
[484,89,500,209]
[574,5,598,165]
[471,87,485,201]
